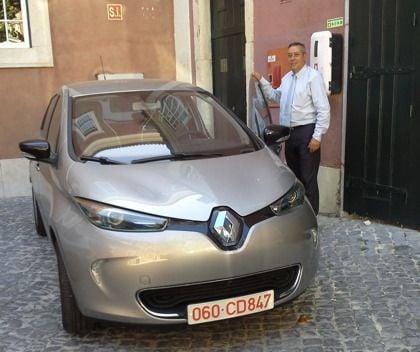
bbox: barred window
[0,0,30,48]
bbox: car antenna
[100,56,106,80]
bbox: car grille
[137,265,300,319]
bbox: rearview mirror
[263,125,290,145]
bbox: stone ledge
[0,158,31,198]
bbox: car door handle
[35,163,40,172]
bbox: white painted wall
[174,0,192,84]
[192,0,212,92]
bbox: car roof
[65,79,205,97]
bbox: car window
[71,90,260,164]
[40,94,59,138]
[249,79,273,139]
[47,96,62,152]
[191,94,251,145]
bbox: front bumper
[55,200,318,324]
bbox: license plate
[187,289,274,325]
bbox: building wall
[0,0,176,160]
[253,0,345,168]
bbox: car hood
[66,148,296,221]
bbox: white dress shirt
[259,65,330,141]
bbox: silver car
[19,79,318,334]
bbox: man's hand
[251,72,262,81]
[307,138,321,153]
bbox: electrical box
[266,47,288,89]
[310,31,342,95]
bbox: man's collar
[293,64,308,78]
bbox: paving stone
[0,197,419,351]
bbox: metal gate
[344,0,420,227]
[210,0,246,122]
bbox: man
[252,42,330,214]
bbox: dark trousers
[285,123,320,214]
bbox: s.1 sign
[107,4,123,21]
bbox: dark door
[344,0,420,227]
[211,0,246,122]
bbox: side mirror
[263,124,290,145]
[19,139,56,164]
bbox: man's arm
[252,72,281,104]
[310,72,330,142]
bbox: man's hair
[288,42,306,54]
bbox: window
[39,93,61,152]
[41,94,59,138]
[0,0,53,67]
[71,91,258,163]
[160,95,190,130]
[0,0,30,48]
[47,96,62,152]
[73,111,103,139]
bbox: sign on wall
[107,4,123,21]
[326,17,343,29]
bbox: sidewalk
[0,197,419,352]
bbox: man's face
[287,45,306,73]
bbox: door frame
[173,0,255,125]
[340,0,350,216]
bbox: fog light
[91,259,105,287]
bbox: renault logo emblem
[210,209,242,248]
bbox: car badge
[210,209,242,247]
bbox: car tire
[56,245,92,334]
[32,189,47,237]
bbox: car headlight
[74,197,168,232]
[270,181,305,215]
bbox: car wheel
[32,189,47,237]
[56,245,92,334]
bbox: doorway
[210,0,246,122]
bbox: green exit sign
[327,17,344,29]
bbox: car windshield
[71,90,259,164]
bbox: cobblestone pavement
[0,197,419,352]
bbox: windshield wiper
[131,152,223,164]
[79,155,125,165]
